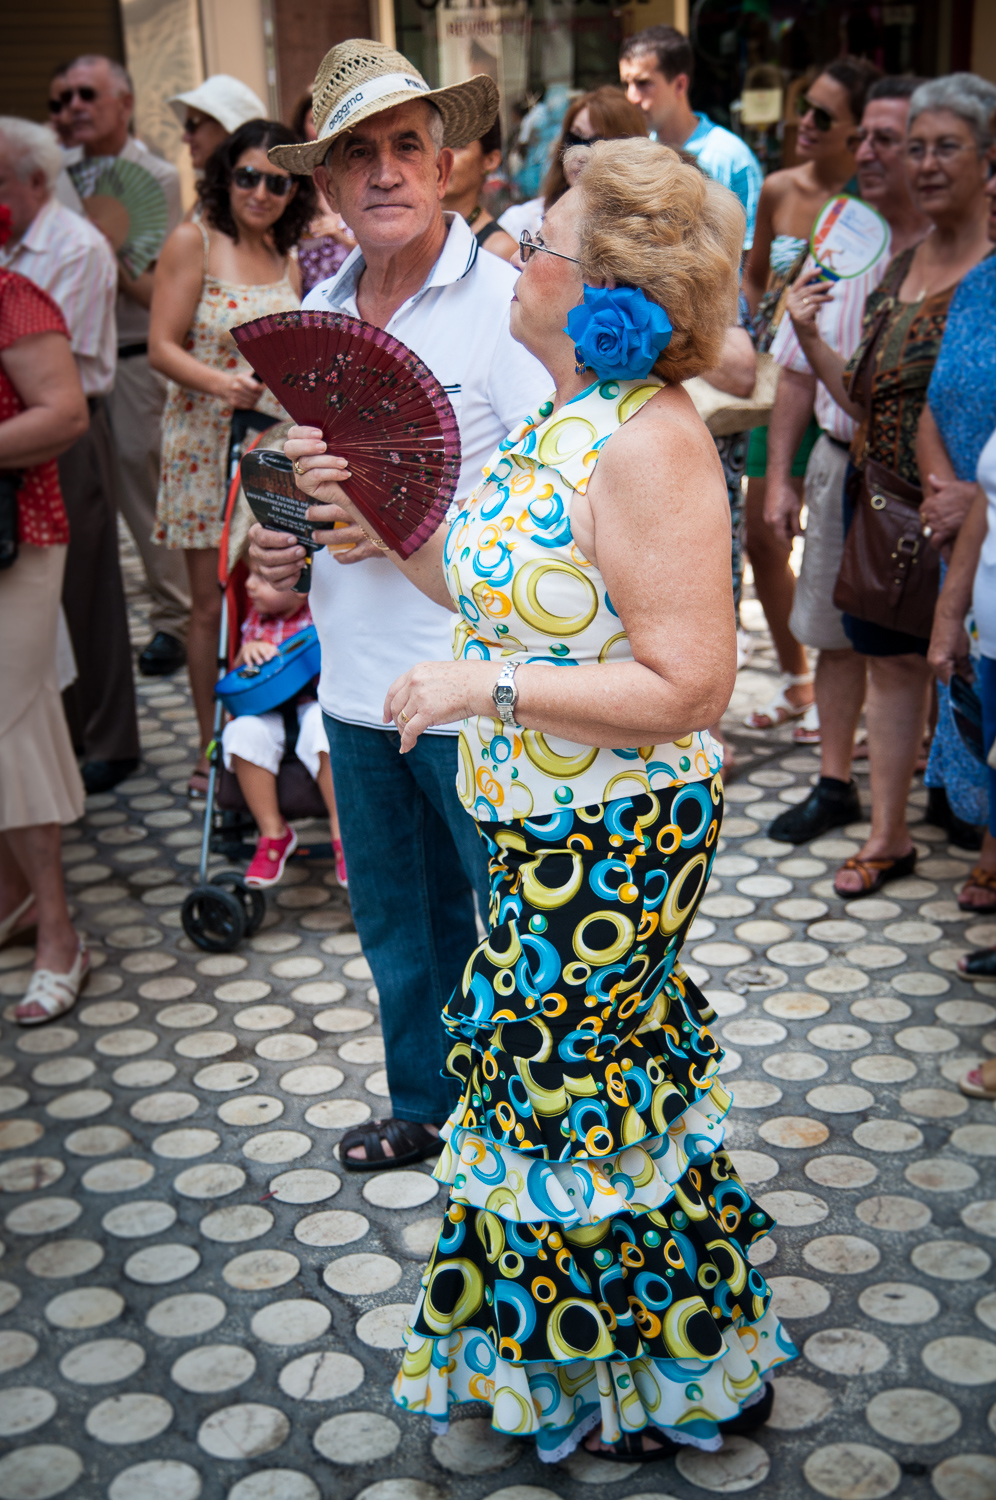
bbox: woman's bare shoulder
[161,219,208,263]
[595,385,720,487]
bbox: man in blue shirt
[620,25,763,251]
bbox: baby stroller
[181,411,334,952]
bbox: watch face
[494,685,515,704]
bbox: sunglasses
[232,166,294,197]
[183,114,211,135]
[795,94,835,133]
[563,129,602,150]
[48,85,98,112]
[519,230,581,265]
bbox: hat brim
[268,73,499,174]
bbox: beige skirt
[0,545,85,830]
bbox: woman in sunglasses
[740,57,879,736]
[149,119,314,796]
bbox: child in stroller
[221,570,346,889]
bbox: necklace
[465,205,482,228]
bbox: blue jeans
[322,716,491,1124]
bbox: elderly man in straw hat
[249,41,548,1173]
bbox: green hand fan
[68,156,169,277]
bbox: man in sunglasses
[762,77,931,845]
[619,24,762,250]
[59,55,190,695]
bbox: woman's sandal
[959,1064,996,1100]
[957,866,996,914]
[834,849,917,899]
[958,947,996,978]
[584,1428,679,1463]
[340,1117,441,1173]
[792,702,821,745]
[188,771,210,801]
[744,671,814,731]
[15,942,90,1026]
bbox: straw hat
[268,39,499,175]
[169,75,267,135]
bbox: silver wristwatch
[492,661,520,726]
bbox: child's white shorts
[221,700,327,780]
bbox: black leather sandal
[958,947,996,978]
[340,1117,441,1173]
[583,1427,680,1462]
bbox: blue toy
[216,625,321,717]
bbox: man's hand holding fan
[233,310,462,583]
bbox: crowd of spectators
[1,28,996,1079]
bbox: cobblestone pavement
[0,542,994,1500]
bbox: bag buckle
[897,535,920,556]
[870,493,887,510]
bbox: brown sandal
[957,866,996,914]
[834,849,917,898]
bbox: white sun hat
[268,39,498,175]
[169,75,268,135]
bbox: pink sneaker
[333,837,348,889]
[246,827,298,888]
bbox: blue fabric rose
[565,285,673,381]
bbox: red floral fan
[231,310,461,558]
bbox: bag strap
[848,246,916,414]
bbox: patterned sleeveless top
[445,377,721,824]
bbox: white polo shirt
[303,212,550,733]
[0,196,118,396]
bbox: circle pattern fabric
[393,787,795,1459]
[443,378,722,823]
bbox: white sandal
[15,942,90,1026]
[792,701,821,745]
[744,671,814,731]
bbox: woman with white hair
[288,138,796,1462]
[784,70,995,900]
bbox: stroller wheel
[182,885,246,952]
[210,871,266,937]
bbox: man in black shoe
[763,79,930,845]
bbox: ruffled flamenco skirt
[392,784,796,1462]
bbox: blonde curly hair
[567,138,744,382]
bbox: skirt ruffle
[391,788,796,1459]
[394,1307,794,1461]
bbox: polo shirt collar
[318,211,478,311]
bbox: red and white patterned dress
[0,269,70,547]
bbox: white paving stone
[315,1411,401,1464]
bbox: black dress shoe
[138,632,185,677]
[768,777,862,845]
[81,759,140,795]
[924,785,983,851]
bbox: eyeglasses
[853,127,904,153]
[906,139,975,166]
[183,114,211,135]
[795,94,835,133]
[232,166,294,197]
[48,86,97,112]
[563,130,602,150]
[518,230,581,265]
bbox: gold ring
[803,297,812,307]
[293,459,305,476]
[398,710,409,725]
[922,525,933,538]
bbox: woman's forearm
[383,525,454,611]
[0,403,88,468]
[499,658,733,749]
[794,332,862,421]
[148,339,228,398]
[933,486,989,622]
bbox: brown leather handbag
[833,459,939,639]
